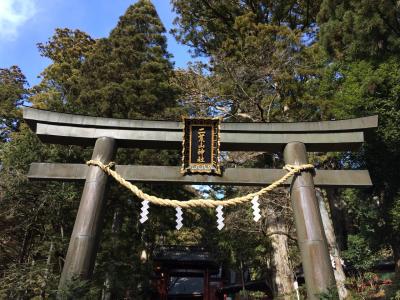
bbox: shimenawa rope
[86,160,314,208]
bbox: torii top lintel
[23,107,378,152]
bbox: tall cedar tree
[77,0,178,119]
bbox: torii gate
[23,107,378,299]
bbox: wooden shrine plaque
[181,117,221,175]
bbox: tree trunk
[392,241,400,280]
[19,229,31,263]
[265,203,294,299]
[42,241,54,299]
[102,206,122,300]
[326,189,348,251]
[317,189,348,299]
[240,260,248,300]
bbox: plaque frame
[181,117,222,175]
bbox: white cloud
[0,0,37,40]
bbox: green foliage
[317,0,400,279]
[391,195,400,234]
[317,286,339,300]
[172,0,325,123]
[318,0,400,60]
[320,58,400,277]
[343,235,378,272]
[172,0,322,56]
[392,287,400,300]
[57,276,102,299]
[0,125,87,298]
[32,28,95,112]
[331,59,400,151]
[75,0,180,119]
[32,0,181,119]
[0,66,27,140]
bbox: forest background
[1,0,400,299]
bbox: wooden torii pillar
[23,107,377,299]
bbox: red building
[151,246,272,300]
[152,246,223,300]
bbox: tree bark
[102,206,122,300]
[392,241,400,280]
[326,189,348,251]
[265,203,294,299]
[19,229,30,263]
[42,241,54,299]
[317,189,348,299]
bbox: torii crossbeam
[23,107,378,299]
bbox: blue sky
[0,0,194,86]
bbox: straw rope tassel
[86,160,314,208]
